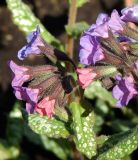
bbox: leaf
[65,21,89,39]
[26,113,71,138]
[0,139,19,160]
[110,119,136,132]
[6,102,23,145]
[95,126,138,160]
[6,0,62,49]
[84,81,116,106]
[69,102,97,159]
[41,136,72,160]
[24,125,72,160]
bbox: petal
[35,97,55,117]
[121,5,138,23]
[108,10,124,32]
[96,13,109,25]
[8,60,30,87]
[18,26,44,60]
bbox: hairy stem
[66,0,78,59]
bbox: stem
[125,0,135,28]
[125,0,134,6]
[66,0,78,59]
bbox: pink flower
[76,68,97,89]
[8,60,30,87]
[35,97,56,118]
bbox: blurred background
[0,0,138,160]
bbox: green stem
[66,0,78,59]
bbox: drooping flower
[112,75,138,107]
[121,5,138,23]
[9,59,73,117]
[76,68,97,89]
[108,10,125,33]
[18,26,45,60]
[88,13,109,38]
[35,97,56,117]
[8,60,30,87]
[79,14,109,65]
[77,66,117,89]
[14,86,39,113]
[79,35,104,65]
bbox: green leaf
[6,0,62,49]
[130,42,138,49]
[96,126,138,160]
[6,102,23,145]
[65,21,89,39]
[26,113,71,138]
[110,119,136,132]
[84,81,116,106]
[24,125,72,160]
[41,136,72,160]
[0,139,19,160]
[69,102,97,159]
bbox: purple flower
[121,5,138,23]
[18,26,44,60]
[8,60,30,87]
[112,75,138,107]
[14,86,39,113]
[134,60,138,69]
[79,13,108,65]
[108,10,125,33]
[87,13,109,38]
[79,35,104,65]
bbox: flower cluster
[78,5,138,107]
[9,26,73,117]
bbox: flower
[108,10,125,33]
[79,14,109,65]
[8,60,30,87]
[121,5,138,23]
[9,58,72,117]
[14,86,39,113]
[76,68,97,89]
[112,75,138,107]
[79,11,126,65]
[79,35,104,65]
[35,97,56,117]
[134,60,138,69]
[18,26,45,60]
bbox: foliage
[3,0,138,159]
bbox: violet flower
[79,13,108,65]
[18,26,44,60]
[14,86,39,113]
[108,10,125,33]
[8,60,30,87]
[79,35,104,65]
[121,5,138,23]
[112,75,138,107]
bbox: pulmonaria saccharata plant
[9,26,74,118]
[78,6,138,107]
[9,5,138,118]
